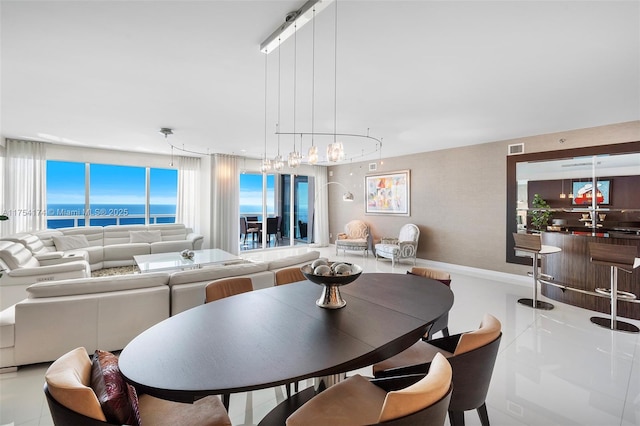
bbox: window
[46,160,177,228]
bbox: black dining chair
[408,267,452,340]
[266,217,279,246]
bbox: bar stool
[513,233,561,310]
[588,242,640,333]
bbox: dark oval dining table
[118,272,454,404]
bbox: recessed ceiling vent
[508,143,525,155]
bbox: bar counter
[541,231,640,320]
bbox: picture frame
[571,180,611,206]
[365,170,410,216]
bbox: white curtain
[176,155,201,231]
[2,139,47,235]
[312,166,329,246]
[210,154,239,254]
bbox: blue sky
[47,161,177,205]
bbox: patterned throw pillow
[90,350,142,426]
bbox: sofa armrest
[5,261,90,277]
[34,251,64,262]
[186,233,204,250]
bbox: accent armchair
[375,224,420,267]
[335,219,371,257]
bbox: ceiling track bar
[260,0,333,54]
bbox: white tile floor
[1,246,639,426]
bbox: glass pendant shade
[261,158,272,173]
[308,145,318,165]
[327,142,344,162]
[273,155,284,171]
[288,151,302,168]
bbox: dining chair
[409,267,452,339]
[275,267,306,286]
[205,277,254,303]
[266,217,279,246]
[286,352,452,426]
[240,217,259,245]
[373,314,502,426]
[44,347,231,426]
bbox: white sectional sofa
[0,250,321,370]
[30,223,204,270]
[0,224,203,308]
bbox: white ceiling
[2,0,638,164]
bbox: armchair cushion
[52,235,90,251]
[378,352,452,422]
[454,313,501,355]
[44,347,106,421]
[90,349,141,425]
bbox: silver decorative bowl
[301,262,362,309]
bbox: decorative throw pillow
[90,350,141,426]
[52,235,90,251]
[129,230,162,243]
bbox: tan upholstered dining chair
[409,267,452,339]
[373,314,502,426]
[286,352,453,426]
[44,347,231,426]
[275,267,306,286]
[205,277,253,303]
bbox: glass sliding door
[280,174,310,244]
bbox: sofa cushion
[148,224,187,241]
[103,225,147,246]
[266,251,321,271]
[27,272,169,298]
[90,350,141,426]
[45,347,107,422]
[53,235,90,251]
[168,261,266,286]
[129,230,162,244]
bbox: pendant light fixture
[327,0,344,162]
[261,51,272,173]
[559,179,566,199]
[272,37,284,172]
[307,5,319,165]
[288,21,302,168]
[261,0,381,165]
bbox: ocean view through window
[46,161,177,228]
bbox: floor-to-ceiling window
[46,160,177,228]
[239,170,313,251]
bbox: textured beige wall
[328,121,640,275]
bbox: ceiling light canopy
[260,0,334,54]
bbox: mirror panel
[506,141,640,265]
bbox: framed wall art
[365,170,410,216]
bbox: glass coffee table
[134,249,240,273]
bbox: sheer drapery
[176,155,201,231]
[2,139,47,234]
[312,166,329,246]
[211,154,239,254]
